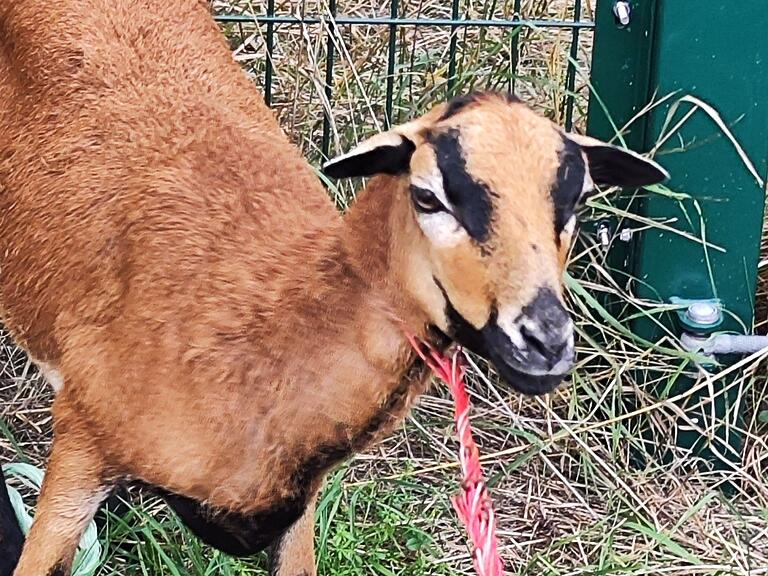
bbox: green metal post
[586,0,658,287]
[588,0,768,471]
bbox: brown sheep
[0,1,668,574]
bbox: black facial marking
[434,278,490,357]
[551,136,586,237]
[429,128,494,243]
[0,466,24,576]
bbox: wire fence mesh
[212,1,595,163]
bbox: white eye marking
[416,211,466,247]
[411,171,452,211]
[411,166,464,246]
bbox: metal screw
[619,228,633,242]
[613,1,631,27]
[685,302,721,327]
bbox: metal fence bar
[565,0,581,132]
[214,14,594,29]
[563,0,581,131]
[214,7,595,138]
[321,0,337,159]
[385,0,400,127]
[447,0,461,95]
[263,0,275,106]
[510,0,522,94]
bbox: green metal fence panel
[588,0,768,471]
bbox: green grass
[84,465,456,575]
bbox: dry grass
[2,1,767,575]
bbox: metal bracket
[672,297,768,357]
[681,332,768,356]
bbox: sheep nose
[518,288,574,373]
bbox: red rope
[406,334,505,576]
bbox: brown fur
[0,3,443,573]
[0,2,668,574]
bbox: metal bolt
[685,302,721,327]
[613,1,631,27]
[597,223,610,248]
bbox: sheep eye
[410,186,444,214]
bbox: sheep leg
[12,425,110,576]
[268,491,318,576]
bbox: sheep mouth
[437,301,572,396]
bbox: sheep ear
[322,131,416,179]
[567,133,670,188]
